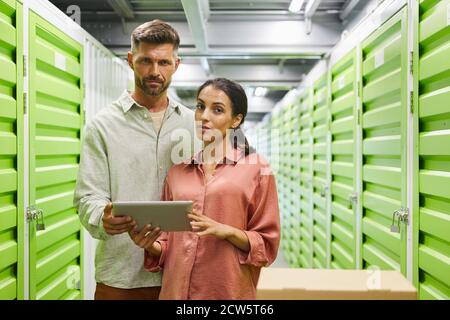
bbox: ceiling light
[288,0,305,13]
[255,87,268,97]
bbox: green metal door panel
[419,1,450,82]
[312,75,329,269]
[330,50,358,270]
[417,0,450,300]
[0,0,23,300]
[299,242,309,266]
[289,101,300,238]
[360,8,408,273]
[332,182,352,202]
[280,106,291,244]
[279,107,291,257]
[332,202,353,226]
[362,103,402,129]
[36,212,79,251]
[28,12,83,300]
[298,88,313,268]
[36,260,80,300]
[364,166,401,189]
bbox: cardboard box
[256,268,417,300]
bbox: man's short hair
[131,19,180,55]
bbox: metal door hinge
[320,185,329,198]
[83,109,86,125]
[409,51,414,75]
[23,92,27,115]
[410,91,414,114]
[23,55,27,77]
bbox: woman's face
[195,85,242,143]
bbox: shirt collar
[187,148,245,165]
[118,90,181,115]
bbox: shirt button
[143,113,148,119]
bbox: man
[74,20,195,300]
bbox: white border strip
[355,45,362,270]
[326,59,332,269]
[22,0,30,300]
[308,87,314,267]
[406,0,416,283]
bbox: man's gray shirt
[74,90,195,288]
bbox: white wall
[82,33,130,300]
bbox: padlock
[36,209,45,231]
[390,210,400,233]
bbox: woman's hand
[128,224,162,256]
[188,211,250,252]
[188,211,232,240]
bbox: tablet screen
[112,200,193,232]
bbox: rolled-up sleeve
[238,168,280,267]
[144,177,173,272]
[144,232,169,272]
[73,123,110,240]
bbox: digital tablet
[112,201,193,232]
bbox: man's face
[128,42,180,97]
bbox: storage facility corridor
[0,0,449,300]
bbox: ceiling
[48,0,371,127]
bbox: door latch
[390,207,408,233]
[348,192,358,205]
[27,206,46,231]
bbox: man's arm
[73,123,116,239]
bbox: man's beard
[136,75,170,96]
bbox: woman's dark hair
[197,78,255,155]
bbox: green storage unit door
[330,50,358,269]
[28,12,84,300]
[271,114,281,224]
[288,103,301,267]
[0,0,23,300]
[298,89,313,268]
[360,8,408,273]
[417,0,450,300]
[280,106,293,264]
[312,75,329,269]
[274,113,288,255]
[256,122,270,162]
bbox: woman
[129,78,280,299]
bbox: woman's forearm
[225,226,250,252]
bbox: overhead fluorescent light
[255,87,268,97]
[289,0,305,13]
